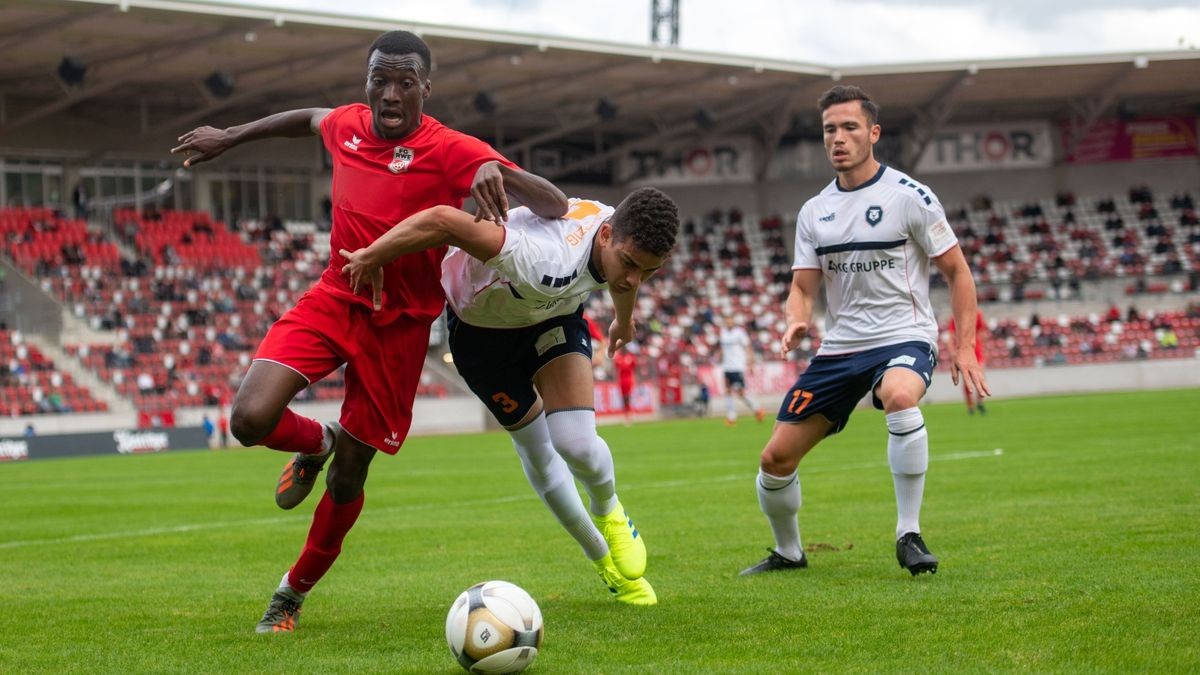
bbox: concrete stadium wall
[5,357,1196,440]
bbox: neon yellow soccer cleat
[592,500,647,580]
[593,554,657,606]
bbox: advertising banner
[916,121,1054,173]
[619,137,756,186]
[1064,117,1199,163]
[0,427,211,461]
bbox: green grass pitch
[3,389,1198,673]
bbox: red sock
[260,408,324,455]
[287,491,365,593]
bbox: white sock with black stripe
[756,469,803,561]
[510,413,607,560]
[887,407,928,540]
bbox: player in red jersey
[612,349,638,425]
[946,310,987,414]
[171,30,567,634]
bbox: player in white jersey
[339,187,679,605]
[740,85,989,578]
[717,314,765,425]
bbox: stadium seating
[0,329,107,415]
[1,186,1196,418]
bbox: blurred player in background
[340,188,679,606]
[740,85,989,578]
[171,30,567,633]
[946,310,987,414]
[717,314,765,425]
[613,346,638,425]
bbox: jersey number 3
[492,392,519,414]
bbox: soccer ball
[445,580,543,674]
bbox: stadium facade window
[78,163,191,213]
[206,167,313,223]
[0,160,63,208]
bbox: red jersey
[614,351,637,387]
[947,311,986,363]
[319,105,515,325]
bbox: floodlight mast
[651,0,680,47]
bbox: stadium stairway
[23,334,133,414]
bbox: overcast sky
[205,0,1200,65]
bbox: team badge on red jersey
[388,146,414,174]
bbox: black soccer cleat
[739,549,808,576]
[896,532,939,576]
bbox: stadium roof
[1,0,1198,178]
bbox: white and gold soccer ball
[445,580,543,674]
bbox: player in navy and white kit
[717,314,765,425]
[340,188,679,605]
[740,85,989,577]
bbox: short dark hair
[367,31,432,74]
[611,187,679,258]
[818,85,879,126]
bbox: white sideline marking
[1,450,1000,550]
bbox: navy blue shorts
[776,341,936,435]
[447,306,592,427]
[723,371,746,389]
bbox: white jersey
[442,199,611,329]
[718,326,751,372]
[792,165,957,356]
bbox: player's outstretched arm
[934,244,991,398]
[780,269,821,358]
[339,205,505,309]
[471,161,568,224]
[171,108,331,167]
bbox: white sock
[756,469,803,561]
[278,572,307,599]
[510,413,607,560]
[887,407,928,540]
[545,409,617,516]
[741,394,758,412]
[318,423,335,456]
[725,395,736,421]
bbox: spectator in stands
[71,183,89,220]
[1159,326,1179,350]
[739,85,987,579]
[170,29,568,634]
[202,414,215,447]
[24,423,34,438]
[136,371,155,393]
[1129,185,1153,204]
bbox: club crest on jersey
[865,205,883,226]
[388,146,414,174]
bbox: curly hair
[610,187,679,258]
[817,85,879,127]
[367,31,433,74]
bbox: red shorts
[254,286,431,454]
